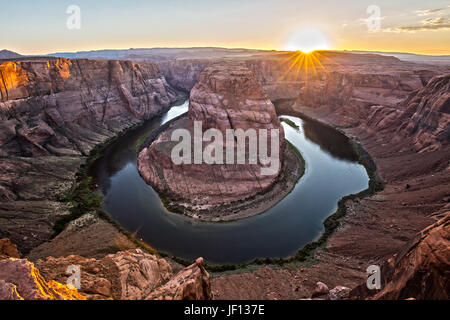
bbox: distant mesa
[0,50,22,60]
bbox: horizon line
[4,46,450,57]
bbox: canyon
[0,57,183,254]
[0,49,449,299]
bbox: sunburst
[278,50,330,82]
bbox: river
[90,100,368,264]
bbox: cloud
[384,16,450,32]
[423,17,448,25]
[415,8,445,16]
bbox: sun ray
[277,51,331,83]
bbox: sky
[1,0,449,55]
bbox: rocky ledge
[0,239,211,300]
[350,212,449,300]
[138,64,303,221]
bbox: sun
[284,27,331,53]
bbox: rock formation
[159,52,449,129]
[189,53,449,300]
[350,213,449,300]
[146,258,211,300]
[310,282,351,300]
[0,58,181,157]
[368,74,449,152]
[0,238,20,259]
[138,64,291,220]
[0,239,211,300]
[35,248,211,300]
[0,258,86,300]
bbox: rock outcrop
[159,52,448,126]
[310,282,351,300]
[368,74,449,152]
[146,258,211,300]
[32,248,210,300]
[0,258,86,300]
[0,238,20,259]
[0,58,181,157]
[350,213,450,300]
[0,245,211,300]
[189,64,283,135]
[138,64,290,220]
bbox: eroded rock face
[189,64,283,134]
[350,213,450,300]
[27,213,136,261]
[0,246,211,300]
[397,74,449,151]
[160,52,450,135]
[0,258,86,300]
[367,74,449,152]
[374,213,450,300]
[0,58,181,157]
[0,58,183,254]
[310,282,351,300]
[146,258,211,300]
[35,249,211,300]
[138,64,285,217]
[36,249,172,300]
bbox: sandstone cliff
[368,74,449,152]
[159,52,448,128]
[350,213,449,300]
[0,58,211,301]
[199,53,450,300]
[0,58,181,157]
[0,58,183,254]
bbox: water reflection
[302,120,359,162]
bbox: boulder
[146,258,211,300]
[311,282,330,299]
[0,238,20,259]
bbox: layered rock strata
[350,213,449,300]
[210,70,450,300]
[0,58,183,254]
[138,64,299,220]
[367,74,450,152]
